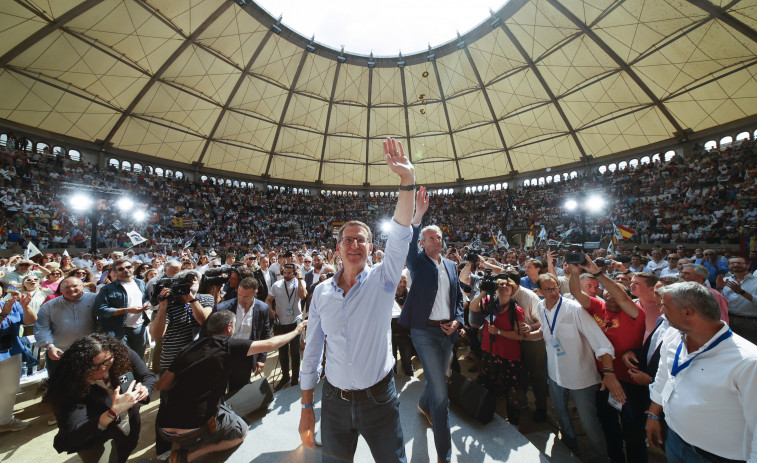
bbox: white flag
[112,220,122,230]
[127,230,148,246]
[62,249,69,257]
[24,241,42,260]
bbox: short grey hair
[175,269,200,281]
[683,263,709,280]
[656,281,720,322]
[420,225,443,240]
[164,260,182,270]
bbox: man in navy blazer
[215,277,271,395]
[399,187,464,463]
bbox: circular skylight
[255,0,504,56]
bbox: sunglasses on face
[74,271,87,275]
[24,279,40,283]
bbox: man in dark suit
[398,187,464,463]
[215,277,270,395]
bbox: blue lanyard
[672,328,732,377]
[543,296,563,336]
[284,279,297,304]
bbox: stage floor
[205,375,577,463]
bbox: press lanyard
[543,296,563,336]
[284,279,297,304]
[671,328,732,377]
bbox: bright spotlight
[564,199,578,211]
[380,220,392,233]
[117,197,134,211]
[70,193,93,211]
[586,195,606,212]
[133,210,147,222]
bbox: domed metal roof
[1,0,756,187]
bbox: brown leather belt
[426,320,450,327]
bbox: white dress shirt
[428,257,451,321]
[537,296,614,390]
[233,302,254,339]
[513,286,543,341]
[650,324,757,461]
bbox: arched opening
[608,163,617,172]
[0,134,6,147]
[720,136,733,146]
[144,166,153,175]
[36,142,49,153]
[553,175,560,183]
[175,171,183,179]
[546,176,552,184]
[155,167,164,177]
[570,171,577,179]
[664,150,676,162]
[165,169,173,177]
[201,175,208,182]
[538,177,545,185]
[640,156,651,165]
[133,163,143,173]
[598,165,607,174]
[563,173,569,180]
[618,161,628,170]
[629,159,639,169]
[704,140,717,151]
[68,150,81,161]
[122,161,131,171]
[651,153,661,163]
[736,131,750,142]
[109,158,119,168]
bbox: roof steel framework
[0,0,755,188]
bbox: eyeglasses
[116,265,133,272]
[50,272,63,276]
[497,283,509,287]
[342,236,368,246]
[304,260,312,263]
[24,279,40,283]
[74,271,87,275]
[210,264,221,268]
[540,287,560,293]
[92,356,114,370]
[667,257,679,261]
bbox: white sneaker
[0,418,31,432]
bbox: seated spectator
[41,334,155,463]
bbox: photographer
[42,333,155,463]
[149,269,214,457]
[469,276,525,425]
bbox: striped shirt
[159,293,214,370]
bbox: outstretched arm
[384,138,415,227]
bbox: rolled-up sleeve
[299,291,325,391]
[576,307,614,360]
[378,219,412,289]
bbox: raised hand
[383,137,415,181]
[413,186,429,223]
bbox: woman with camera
[41,333,155,463]
[469,277,526,425]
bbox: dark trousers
[391,319,414,375]
[274,323,300,381]
[596,380,649,463]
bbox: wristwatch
[496,329,501,336]
[188,298,198,304]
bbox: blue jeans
[411,326,454,462]
[124,324,148,360]
[321,375,406,463]
[665,427,740,463]
[548,377,607,463]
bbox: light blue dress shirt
[300,219,411,391]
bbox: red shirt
[480,301,525,362]
[586,297,645,384]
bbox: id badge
[286,305,294,316]
[607,394,623,411]
[550,338,566,357]
[661,379,674,405]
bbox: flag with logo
[23,241,42,260]
[127,230,148,246]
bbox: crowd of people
[1,134,755,255]
[0,134,755,463]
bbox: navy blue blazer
[399,224,464,340]
[93,278,150,339]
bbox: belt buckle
[339,389,351,401]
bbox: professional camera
[465,247,482,263]
[562,243,587,265]
[594,258,611,267]
[154,273,196,300]
[479,268,509,294]
[202,268,231,287]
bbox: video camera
[559,242,603,266]
[202,267,231,287]
[154,273,196,301]
[479,268,509,295]
[464,246,483,263]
